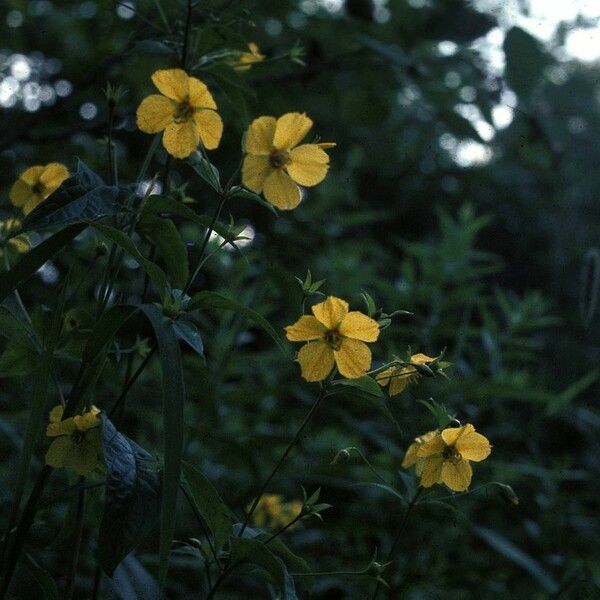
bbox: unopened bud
[331,448,351,465]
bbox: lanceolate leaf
[98,416,161,576]
[82,305,138,364]
[139,305,185,588]
[188,291,288,355]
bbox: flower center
[324,329,342,351]
[71,430,87,445]
[174,101,194,123]
[442,446,460,461]
[269,150,290,169]
[31,182,45,196]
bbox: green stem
[239,384,328,538]
[64,485,86,600]
[263,513,303,544]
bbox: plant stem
[371,487,423,600]
[64,485,86,600]
[263,513,303,544]
[239,384,327,538]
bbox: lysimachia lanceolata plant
[0,5,513,599]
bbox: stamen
[269,150,290,169]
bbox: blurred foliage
[0,0,599,598]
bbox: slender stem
[152,0,171,32]
[181,0,193,70]
[206,563,239,600]
[64,485,86,600]
[263,513,303,544]
[371,488,423,600]
[239,385,327,538]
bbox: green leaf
[140,305,185,588]
[181,461,233,552]
[22,160,124,232]
[139,214,189,289]
[22,553,59,600]
[98,416,161,576]
[172,319,204,357]
[472,526,558,593]
[228,186,278,215]
[187,151,221,192]
[188,291,288,355]
[229,536,297,599]
[0,224,86,304]
[82,304,137,364]
[546,369,600,414]
[333,375,383,397]
[90,223,168,300]
[503,27,551,102]
[0,334,39,377]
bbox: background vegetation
[0,0,598,598]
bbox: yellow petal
[9,237,30,254]
[9,179,35,208]
[286,144,330,187]
[245,116,276,155]
[136,94,174,133]
[18,166,45,185]
[273,112,313,151]
[73,409,101,432]
[151,68,189,102]
[162,120,199,159]
[285,315,326,341]
[45,437,72,468]
[262,170,301,210]
[441,424,474,447]
[317,142,336,149]
[297,341,335,382]
[388,369,411,396]
[311,296,349,329]
[375,368,392,387]
[420,456,444,487]
[241,155,270,193]
[441,459,472,492]
[189,77,217,109]
[47,417,76,437]
[193,109,223,150]
[49,405,64,423]
[338,311,379,342]
[40,163,69,193]
[69,439,99,476]
[402,441,420,468]
[334,338,371,379]
[23,195,44,216]
[416,433,446,458]
[455,430,491,462]
[411,352,435,365]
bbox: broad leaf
[188,151,221,192]
[228,186,278,215]
[173,319,204,357]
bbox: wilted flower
[45,405,102,476]
[285,295,380,381]
[377,353,436,396]
[9,163,69,215]
[234,42,265,71]
[136,69,223,159]
[242,112,335,209]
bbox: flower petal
[441,459,472,492]
[441,424,474,447]
[311,296,349,329]
[189,77,217,109]
[375,368,392,388]
[136,94,175,133]
[416,433,446,458]
[49,405,64,423]
[242,155,270,193]
[47,417,77,437]
[69,440,99,476]
[285,315,326,341]
[73,410,101,432]
[23,196,44,216]
[245,116,276,155]
[40,162,69,194]
[297,341,335,382]
[402,441,420,468]
[151,68,189,102]
[273,112,313,151]
[388,369,412,396]
[286,144,330,186]
[262,170,301,210]
[162,120,199,159]
[18,166,45,186]
[420,456,444,487]
[9,179,35,208]
[410,352,435,365]
[45,437,72,468]
[334,338,371,379]
[338,311,379,342]
[193,109,223,150]
[455,431,492,462]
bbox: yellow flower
[241,112,335,209]
[415,424,492,492]
[9,163,69,215]
[0,218,29,256]
[401,429,439,476]
[285,296,380,381]
[136,69,223,159]
[376,353,436,396]
[45,405,102,476]
[234,43,265,71]
[250,494,303,530]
